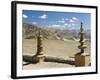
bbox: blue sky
[22,10,91,30]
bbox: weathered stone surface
[75,22,90,67]
[35,30,45,63]
[75,53,90,66]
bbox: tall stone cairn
[36,29,44,56]
[32,29,45,63]
[77,22,87,55]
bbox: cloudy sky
[22,10,91,30]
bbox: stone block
[36,55,45,63]
[75,53,90,67]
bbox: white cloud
[57,18,65,23]
[69,17,79,23]
[72,17,80,23]
[23,14,28,18]
[69,19,74,23]
[32,22,37,25]
[64,23,68,26]
[51,24,61,28]
[38,14,47,19]
[47,24,66,30]
[72,17,78,21]
[46,17,79,30]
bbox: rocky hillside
[23,23,90,40]
[23,23,55,39]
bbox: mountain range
[23,23,90,40]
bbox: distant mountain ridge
[23,23,90,40]
[23,23,54,39]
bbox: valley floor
[22,39,90,70]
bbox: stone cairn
[75,22,90,66]
[77,22,87,55]
[35,29,45,62]
[23,29,45,63]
